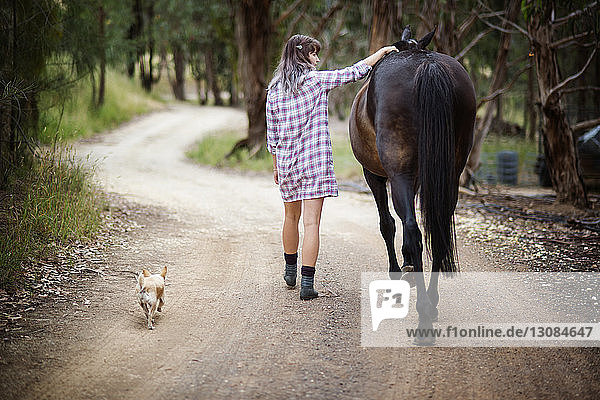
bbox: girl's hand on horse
[363,46,399,66]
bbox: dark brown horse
[350,26,475,344]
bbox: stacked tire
[497,150,518,185]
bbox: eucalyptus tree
[155,0,197,100]
[461,0,523,186]
[61,0,132,107]
[0,0,61,181]
[368,0,403,53]
[229,0,359,157]
[188,1,236,106]
[524,0,598,207]
[127,0,161,92]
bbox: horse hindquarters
[415,61,458,274]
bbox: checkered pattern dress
[266,61,371,202]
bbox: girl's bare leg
[301,197,324,267]
[283,200,302,254]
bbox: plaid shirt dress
[266,61,371,202]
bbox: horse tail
[414,60,458,274]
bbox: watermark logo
[369,279,410,331]
[362,272,600,347]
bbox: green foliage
[0,0,141,172]
[0,0,61,81]
[480,134,539,185]
[59,0,135,72]
[0,149,103,289]
[520,0,537,21]
[187,131,273,173]
[482,135,537,162]
[38,69,163,142]
[187,128,364,181]
[184,1,235,90]
[332,135,364,181]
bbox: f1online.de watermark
[361,272,600,347]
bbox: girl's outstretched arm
[362,46,398,67]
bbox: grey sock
[285,263,297,276]
[301,275,314,288]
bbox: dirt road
[2,104,599,399]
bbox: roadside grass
[481,134,537,161]
[187,129,364,180]
[0,149,104,289]
[189,127,540,188]
[479,134,539,185]
[39,69,164,143]
[331,137,364,181]
[187,131,273,172]
[1,69,162,290]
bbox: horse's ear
[401,25,412,41]
[418,26,437,50]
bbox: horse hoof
[401,266,416,287]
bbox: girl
[266,34,397,300]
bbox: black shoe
[300,286,319,300]
[284,263,297,288]
[300,275,318,300]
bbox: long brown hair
[268,34,321,96]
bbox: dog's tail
[160,266,167,279]
[137,272,145,289]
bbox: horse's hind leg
[390,174,435,344]
[427,189,459,323]
[388,175,422,273]
[427,267,440,322]
[363,168,401,275]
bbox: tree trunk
[90,71,97,108]
[127,0,143,78]
[8,0,18,162]
[461,0,520,186]
[527,1,587,207]
[205,46,222,106]
[147,2,155,91]
[595,54,600,117]
[228,0,271,157]
[171,44,186,101]
[140,1,157,92]
[416,1,437,40]
[233,0,246,106]
[98,58,106,106]
[368,0,400,53]
[418,0,459,56]
[494,96,503,125]
[576,47,587,123]
[525,56,536,140]
[9,98,18,160]
[195,77,207,105]
[0,103,10,186]
[228,5,240,107]
[97,5,106,107]
[438,0,459,56]
[229,73,239,107]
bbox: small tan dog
[136,266,167,330]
